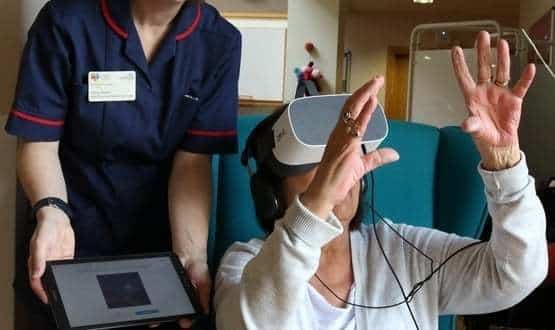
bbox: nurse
[6,0,240,329]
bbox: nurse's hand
[149,259,211,329]
[29,207,75,304]
[178,258,211,329]
[451,31,536,171]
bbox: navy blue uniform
[6,0,240,327]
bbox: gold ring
[478,78,492,85]
[343,111,353,125]
[346,124,361,138]
[494,79,509,87]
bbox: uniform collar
[101,0,202,83]
[100,0,202,42]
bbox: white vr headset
[242,94,389,177]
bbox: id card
[88,71,136,102]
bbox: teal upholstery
[370,120,440,228]
[212,116,266,267]
[210,115,488,330]
[435,127,488,238]
[207,156,220,273]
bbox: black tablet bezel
[43,252,201,330]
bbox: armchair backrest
[212,116,266,267]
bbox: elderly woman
[213,32,548,330]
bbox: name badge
[88,71,136,102]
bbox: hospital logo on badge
[90,73,101,82]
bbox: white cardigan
[214,155,548,330]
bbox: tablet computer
[43,253,200,329]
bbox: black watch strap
[31,197,74,221]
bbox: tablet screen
[49,256,195,328]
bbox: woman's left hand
[451,31,536,170]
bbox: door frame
[385,46,410,121]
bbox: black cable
[369,172,420,330]
[313,167,487,329]
[314,273,412,309]
[369,205,435,275]
[411,240,485,287]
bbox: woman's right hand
[29,207,75,303]
[301,76,399,219]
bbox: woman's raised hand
[451,31,536,170]
[302,76,399,218]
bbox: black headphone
[249,168,285,233]
[244,154,368,234]
[248,168,368,233]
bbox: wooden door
[385,47,410,121]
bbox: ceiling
[347,0,520,14]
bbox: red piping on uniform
[175,3,202,41]
[100,0,201,41]
[186,129,237,137]
[100,0,129,39]
[10,110,65,127]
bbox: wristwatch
[31,197,74,222]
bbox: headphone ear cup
[250,172,282,232]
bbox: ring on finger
[494,79,509,87]
[346,123,361,138]
[343,111,354,125]
[478,78,492,85]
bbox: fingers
[29,273,48,304]
[344,76,384,119]
[365,75,384,98]
[178,318,193,329]
[185,260,211,315]
[28,239,48,304]
[451,46,476,98]
[512,63,536,98]
[461,116,482,135]
[196,277,211,314]
[496,39,511,85]
[361,148,399,173]
[477,31,492,84]
[354,95,379,139]
[339,76,384,141]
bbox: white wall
[285,0,342,101]
[343,11,519,103]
